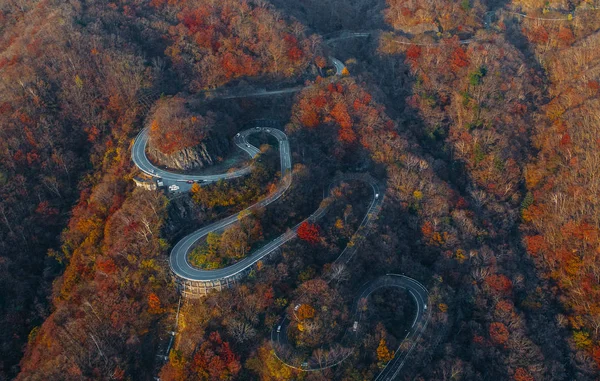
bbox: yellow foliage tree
[246,345,295,380]
[376,338,395,364]
[573,331,592,349]
[296,304,315,320]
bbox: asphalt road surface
[130,31,429,377]
[169,172,380,282]
[132,126,294,281]
[373,275,430,381]
[330,56,347,76]
[131,127,259,183]
[271,272,429,377]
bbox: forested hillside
[1,0,599,380]
[517,1,600,372]
[0,0,314,378]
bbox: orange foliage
[192,332,241,380]
[330,103,352,129]
[529,25,549,44]
[97,258,117,275]
[495,300,513,313]
[514,368,534,381]
[148,97,215,154]
[421,221,434,237]
[486,274,513,295]
[557,26,575,45]
[593,346,600,368]
[525,235,547,256]
[451,47,470,71]
[296,304,316,320]
[148,293,162,314]
[165,1,312,90]
[489,322,509,345]
[291,79,389,148]
[300,107,320,128]
[315,56,327,68]
[406,45,422,60]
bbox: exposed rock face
[147,133,229,171]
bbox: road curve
[373,275,430,381]
[132,124,293,281]
[131,126,273,183]
[131,30,428,378]
[170,172,382,282]
[330,56,347,76]
[266,176,429,378]
[271,275,430,376]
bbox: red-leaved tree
[297,221,321,245]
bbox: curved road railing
[373,275,430,381]
[271,274,430,377]
[169,172,381,282]
[132,124,294,281]
[132,8,599,376]
[129,29,427,379]
[132,123,385,284]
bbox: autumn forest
[1,0,600,380]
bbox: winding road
[131,118,427,378]
[131,45,426,379]
[133,5,600,376]
[372,275,430,381]
[271,274,430,378]
[133,124,294,281]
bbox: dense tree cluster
[288,279,347,348]
[18,182,174,380]
[151,0,314,91]
[188,216,263,269]
[507,1,600,50]
[384,0,485,35]
[0,0,154,376]
[287,77,403,165]
[515,3,600,372]
[160,331,241,381]
[381,33,541,205]
[148,97,216,155]
[189,147,278,210]
[297,221,322,245]
[4,0,600,379]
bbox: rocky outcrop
[147,133,229,171]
